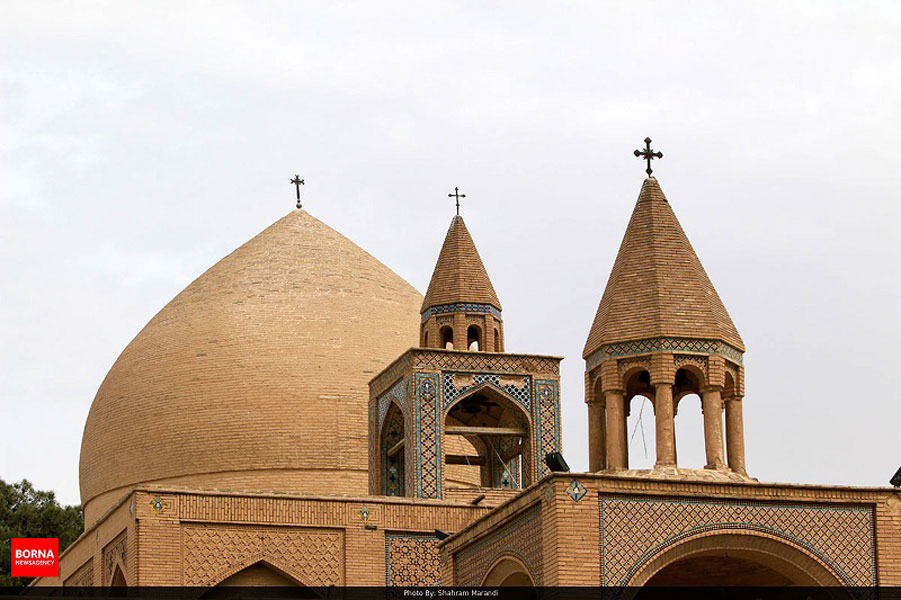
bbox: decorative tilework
[492,434,521,489]
[385,533,440,586]
[586,337,744,372]
[415,373,441,499]
[378,376,409,431]
[369,399,378,494]
[149,495,167,513]
[567,479,588,502]
[421,303,502,323]
[598,496,875,586]
[412,350,560,377]
[454,506,542,586]
[382,404,405,497]
[535,380,561,478]
[442,372,532,412]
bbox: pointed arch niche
[380,401,406,496]
[443,386,533,491]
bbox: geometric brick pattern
[103,532,126,585]
[442,372,532,411]
[599,496,875,586]
[535,380,561,479]
[673,354,709,376]
[183,525,342,586]
[454,506,542,586]
[385,534,441,586]
[587,337,744,372]
[414,373,441,499]
[64,559,94,587]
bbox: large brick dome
[79,210,422,525]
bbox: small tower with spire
[367,198,561,501]
[420,215,505,352]
[583,165,747,477]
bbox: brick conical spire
[422,216,501,313]
[583,177,744,358]
[419,216,504,352]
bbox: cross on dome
[290,174,305,209]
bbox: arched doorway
[481,556,536,588]
[203,560,319,597]
[629,532,848,589]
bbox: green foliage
[0,479,83,587]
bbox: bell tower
[419,215,505,352]
[369,203,561,500]
[583,171,748,477]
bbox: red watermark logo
[11,538,59,578]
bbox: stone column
[653,383,676,467]
[587,399,606,472]
[725,396,747,474]
[701,386,726,469]
[604,390,627,470]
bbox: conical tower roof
[583,177,744,358]
[421,215,501,313]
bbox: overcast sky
[1,2,899,507]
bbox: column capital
[701,385,723,394]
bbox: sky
[1,2,899,507]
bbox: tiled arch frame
[624,527,850,588]
[442,382,535,490]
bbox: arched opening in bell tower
[467,325,482,351]
[444,387,532,490]
[673,367,705,468]
[441,326,454,350]
[623,368,656,470]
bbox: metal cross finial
[448,186,465,216]
[290,174,305,209]
[633,137,663,177]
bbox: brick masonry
[34,194,900,588]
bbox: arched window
[381,403,405,496]
[494,328,500,352]
[467,325,481,351]
[440,326,454,350]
